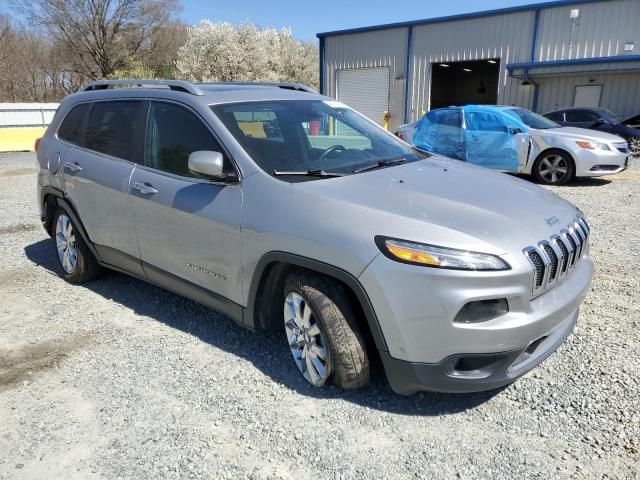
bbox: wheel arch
[532,147,576,182]
[245,252,388,353]
[40,186,103,262]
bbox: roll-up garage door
[337,67,390,126]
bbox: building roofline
[316,0,611,38]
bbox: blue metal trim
[403,26,414,124]
[521,66,640,77]
[319,36,325,95]
[530,9,540,61]
[507,55,640,70]
[529,11,541,112]
[316,0,606,38]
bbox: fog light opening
[453,356,499,372]
[454,298,509,324]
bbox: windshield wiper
[272,169,347,178]
[353,158,407,174]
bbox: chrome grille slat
[541,242,559,283]
[552,235,569,276]
[523,217,589,296]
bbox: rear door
[60,100,145,275]
[129,100,243,304]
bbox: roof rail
[82,79,204,96]
[199,82,318,94]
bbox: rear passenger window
[58,103,89,145]
[145,102,223,177]
[85,101,143,161]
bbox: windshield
[212,100,424,179]
[597,109,623,124]
[504,108,560,130]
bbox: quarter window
[546,111,564,122]
[145,102,224,177]
[58,103,89,145]
[85,101,143,161]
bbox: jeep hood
[302,157,579,254]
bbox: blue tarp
[413,105,530,171]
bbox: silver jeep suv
[37,79,593,395]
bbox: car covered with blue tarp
[413,105,529,171]
[406,105,630,185]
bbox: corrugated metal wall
[408,11,536,122]
[537,71,640,117]
[536,0,640,61]
[323,28,408,130]
[321,0,640,125]
[0,103,59,128]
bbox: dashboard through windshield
[212,100,425,179]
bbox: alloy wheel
[284,292,330,386]
[538,154,568,184]
[629,137,640,157]
[55,214,78,273]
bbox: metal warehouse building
[317,0,640,130]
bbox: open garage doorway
[430,59,500,110]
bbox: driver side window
[145,101,225,177]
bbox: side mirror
[188,151,230,180]
[592,118,607,127]
[508,127,523,135]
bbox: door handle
[132,181,158,195]
[64,161,82,173]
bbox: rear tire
[283,270,370,390]
[51,208,102,284]
[533,150,575,185]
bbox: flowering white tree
[176,21,319,90]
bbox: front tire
[283,271,370,390]
[52,208,101,283]
[533,150,575,185]
[629,137,640,157]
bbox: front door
[129,100,243,305]
[61,100,145,275]
[464,110,523,172]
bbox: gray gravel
[0,151,638,479]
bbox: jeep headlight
[575,141,610,151]
[375,237,510,271]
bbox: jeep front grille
[523,217,590,296]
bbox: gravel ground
[0,151,638,480]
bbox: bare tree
[15,0,184,80]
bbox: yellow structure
[0,127,47,152]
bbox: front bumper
[359,250,592,394]
[574,148,628,177]
[380,307,578,394]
